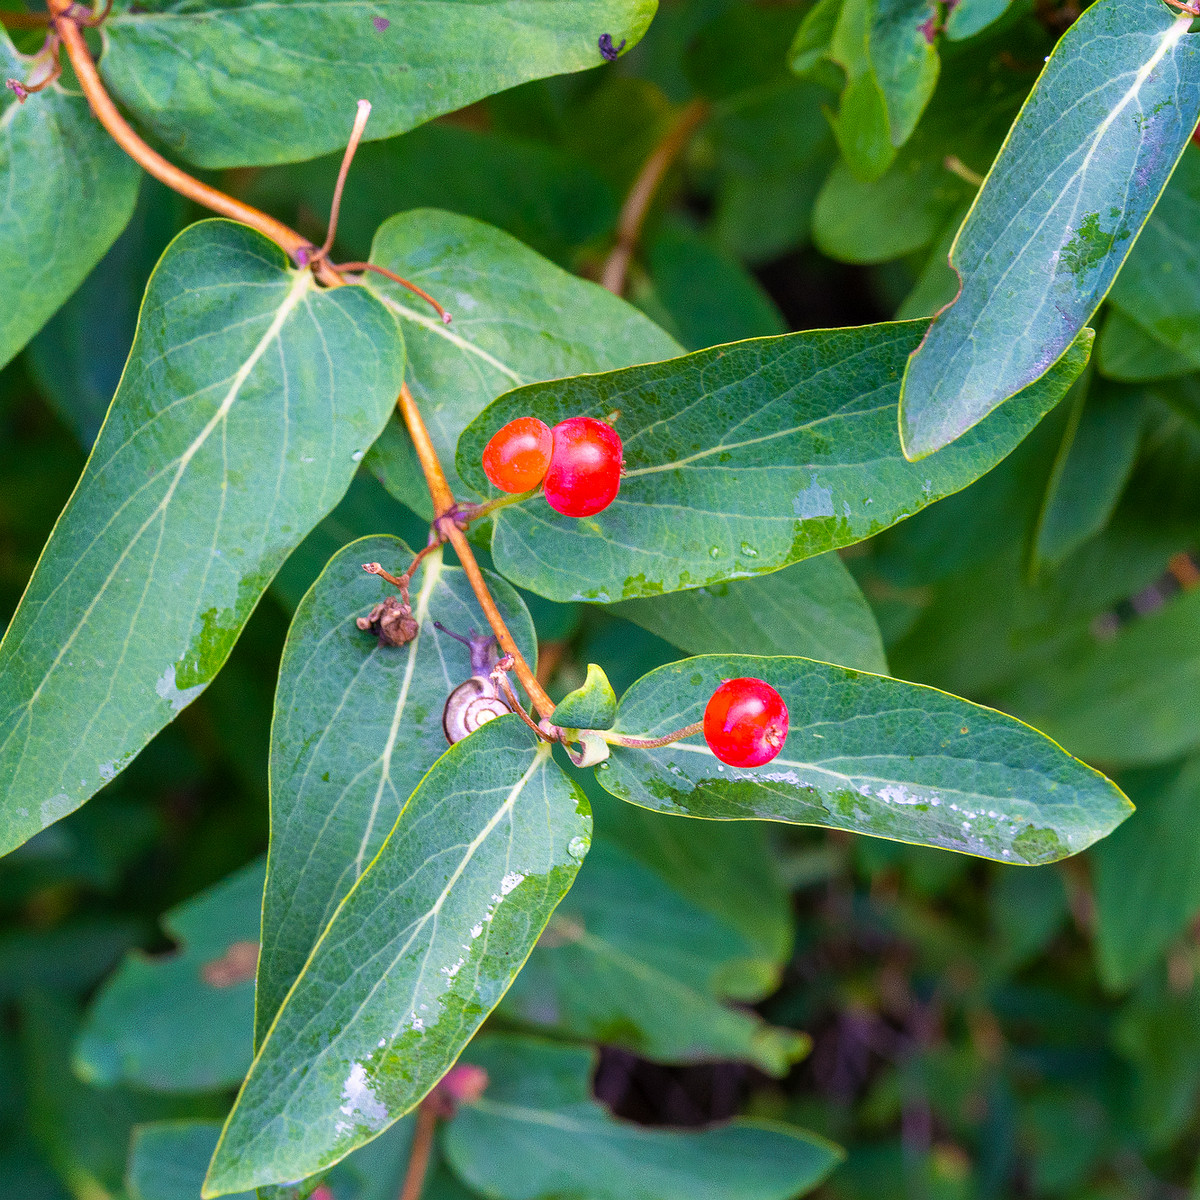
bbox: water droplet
[567,836,590,858]
[709,546,721,558]
[740,542,758,558]
[351,450,365,462]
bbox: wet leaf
[443,1035,842,1200]
[596,655,1131,865]
[364,210,679,517]
[100,1,657,168]
[899,0,1200,458]
[457,322,1091,602]
[500,838,809,1073]
[0,30,140,373]
[0,220,405,855]
[257,535,536,1043]
[610,552,888,674]
[75,859,265,1092]
[205,718,591,1194]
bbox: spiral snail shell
[442,675,512,744]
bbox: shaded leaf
[500,838,809,1073]
[205,718,590,1194]
[364,209,678,517]
[75,859,265,1092]
[257,536,536,1044]
[101,0,658,168]
[610,552,888,674]
[443,1035,842,1200]
[551,664,618,730]
[0,29,140,373]
[456,322,1091,602]
[1092,759,1200,992]
[0,221,405,854]
[899,0,1200,458]
[597,654,1130,865]
[1096,307,1197,381]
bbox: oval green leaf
[258,535,536,1044]
[0,220,405,856]
[596,655,1131,865]
[204,718,591,1195]
[457,322,1091,602]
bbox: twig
[943,155,984,187]
[312,98,372,262]
[46,0,341,285]
[335,261,453,324]
[600,98,710,296]
[0,9,50,28]
[396,384,556,720]
[603,720,703,749]
[398,1101,438,1200]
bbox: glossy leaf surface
[597,655,1130,865]
[101,0,658,168]
[500,838,809,1073]
[0,30,140,373]
[458,323,1091,602]
[75,859,264,1092]
[610,552,888,674]
[0,221,405,855]
[365,209,679,516]
[444,1035,842,1200]
[206,719,590,1194]
[899,0,1200,458]
[258,536,536,1043]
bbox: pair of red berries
[703,678,788,768]
[482,416,623,518]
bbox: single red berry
[703,677,789,768]
[482,417,554,494]
[543,417,623,517]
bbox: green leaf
[101,0,658,168]
[456,321,1091,602]
[0,220,405,855]
[257,536,536,1045]
[129,1123,255,1200]
[1108,144,1200,370]
[868,0,940,149]
[1092,759,1200,993]
[596,654,1131,865]
[1096,307,1197,381]
[75,859,265,1092]
[1031,375,1142,571]
[205,718,591,1195]
[995,586,1200,767]
[443,1035,843,1200]
[500,838,809,1073]
[944,0,1012,40]
[0,29,141,373]
[551,664,618,730]
[898,0,1200,459]
[610,552,888,674]
[363,209,679,517]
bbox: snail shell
[443,676,512,744]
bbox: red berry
[482,417,553,494]
[543,417,623,517]
[703,677,789,768]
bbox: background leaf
[257,536,536,1044]
[598,654,1131,864]
[74,859,265,1092]
[206,719,590,1194]
[443,1035,842,1200]
[100,0,658,168]
[0,30,141,373]
[898,0,1200,458]
[457,322,1090,602]
[0,221,405,854]
[364,209,679,517]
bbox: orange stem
[397,1101,438,1200]
[47,1,340,286]
[396,384,555,720]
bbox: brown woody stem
[47,1,341,286]
[396,383,556,721]
[600,98,710,296]
[397,1100,438,1200]
[0,9,50,28]
[603,720,704,749]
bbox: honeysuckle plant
[2,0,1199,1195]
